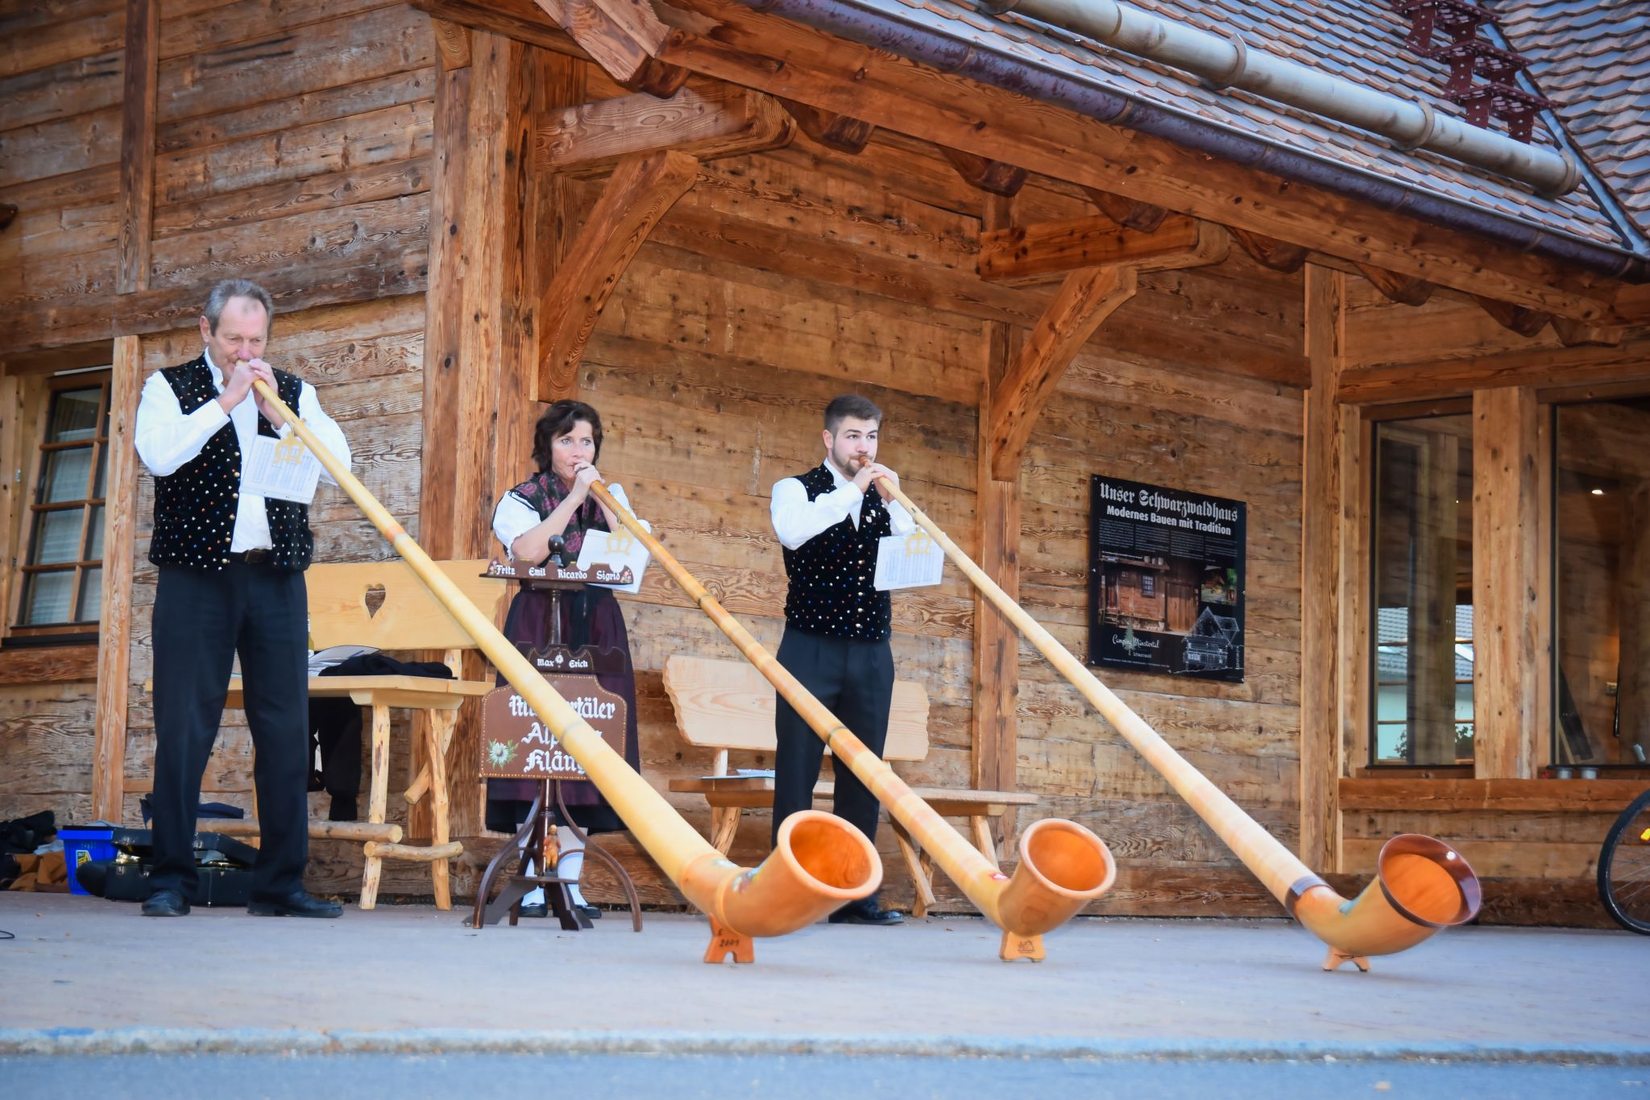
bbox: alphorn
[587,482,1116,962]
[877,477,1481,971]
[251,380,881,963]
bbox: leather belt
[226,548,271,564]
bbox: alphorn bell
[877,476,1481,971]
[250,380,882,963]
[586,482,1117,961]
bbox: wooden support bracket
[940,145,1027,197]
[978,213,1226,285]
[537,83,793,175]
[1475,294,1552,338]
[988,265,1139,480]
[535,149,700,400]
[1082,186,1167,232]
[1551,317,1625,348]
[1229,226,1310,273]
[1355,262,1434,306]
[779,98,876,154]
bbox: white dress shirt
[771,460,914,551]
[134,349,351,552]
[493,482,634,555]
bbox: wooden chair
[662,654,1038,916]
[214,558,505,909]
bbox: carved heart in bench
[364,583,386,617]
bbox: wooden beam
[421,37,473,561]
[532,0,688,95]
[1472,386,1546,779]
[974,194,1020,836]
[1300,265,1346,872]
[778,98,875,154]
[977,213,1227,285]
[1229,226,1309,273]
[987,265,1138,480]
[413,0,582,54]
[117,0,156,295]
[1614,282,1650,326]
[1474,295,1552,338]
[536,149,699,401]
[1082,187,1167,232]
[939,145,1026,197]
[652,3,1617,322]
[93,336,142,821]
[535,83,792,175]
[1338,331,1650,404]
[1338,408,1372,822]
[1338,777,1647,813]
[94,0,158,823]
[1356,262,1434,307]
[431,14,472,69]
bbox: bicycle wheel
[1598,789,1650,935]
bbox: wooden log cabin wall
[2,0,1647,924]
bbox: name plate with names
[486,558,635,588]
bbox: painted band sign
[1088,475,1246,683]
[479,674,627,779]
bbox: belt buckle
[235,548,270,564]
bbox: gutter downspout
[990,0,1580,198]
[737,0,1649,280]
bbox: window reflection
[1372,415,1475,766]
[1554,401,1650,767]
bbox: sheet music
[874,530,944,590]
[576,520,652,594]
[243,433,321,504]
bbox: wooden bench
[203,559,505,910]
[662,654,1038,916]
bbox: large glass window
[1553,400,1650,768]
[1371,414,1475,766]
[11,376,111,635]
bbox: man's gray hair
[202,279,274,334]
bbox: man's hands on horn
[853,461,899,501]
[221,357,283,427]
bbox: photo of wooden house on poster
[1088,476,1246,683]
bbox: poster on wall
[1088,475,1246,683]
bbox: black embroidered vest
[781,464,892,641]
[148,357,313,572]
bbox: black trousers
[771,627,894,848]
[149,562,310,898]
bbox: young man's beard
[836,450,871,473]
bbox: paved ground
[3,891,1646,1064]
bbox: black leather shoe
[141,889,190,917]
[247,890,343,918]
[575,903,602,920]
[518,902,548,918]
[828,898,904,925]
